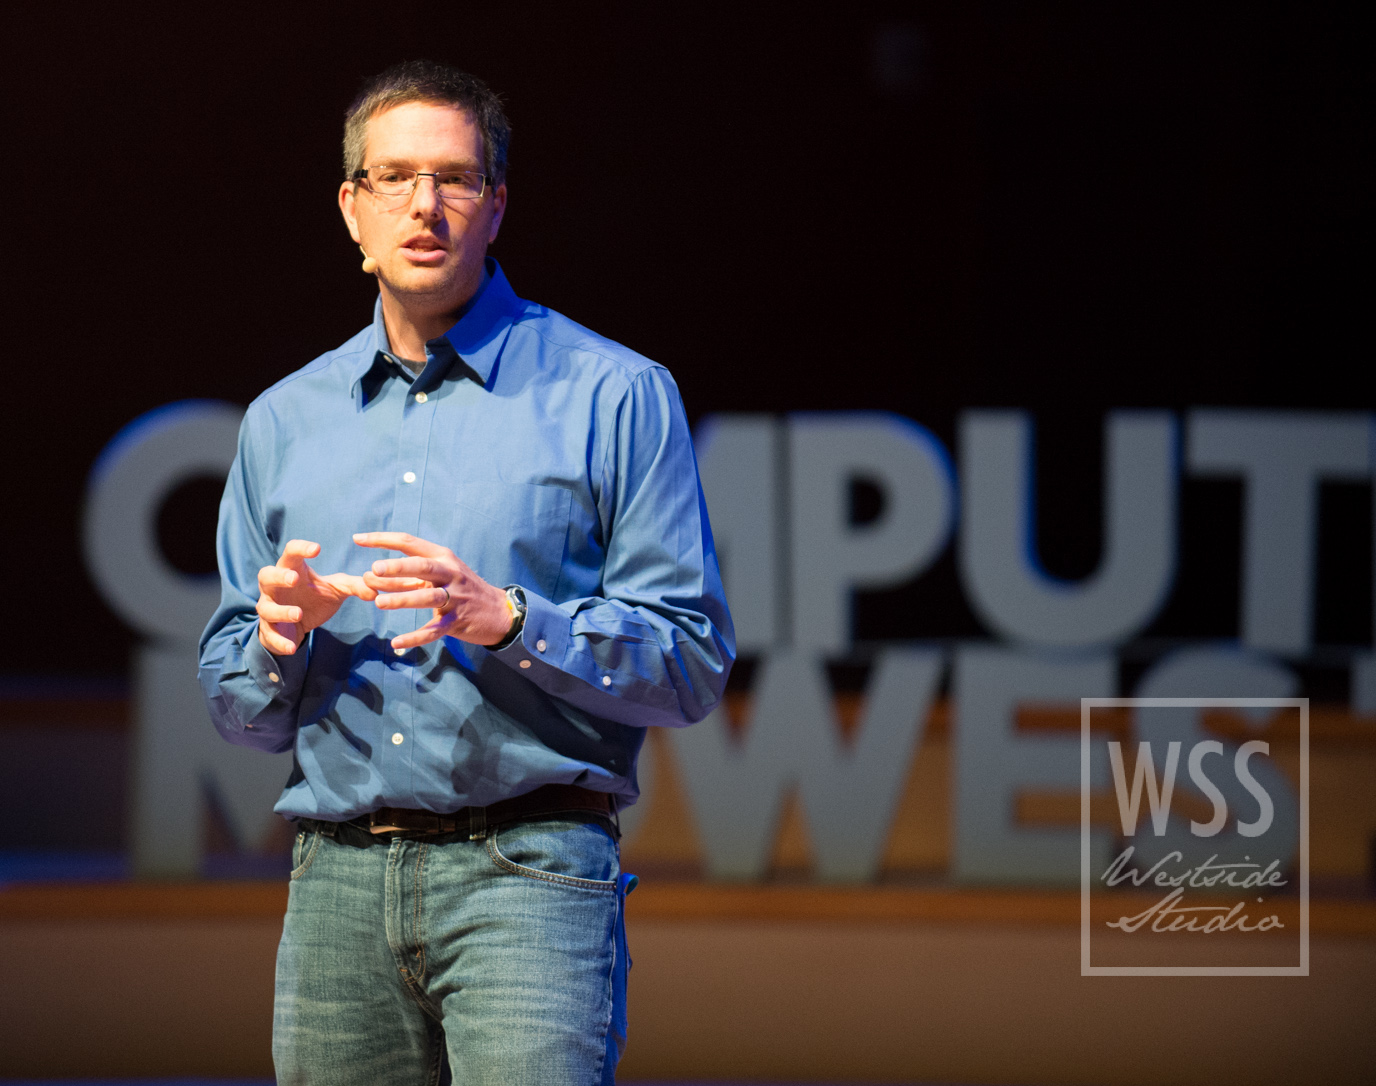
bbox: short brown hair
[343,60,511,185]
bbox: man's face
[339,101,507,308]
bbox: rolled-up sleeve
[491,365,735,727]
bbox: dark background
[3,2,1369,682]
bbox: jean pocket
[290,830,321,880]
[485,819,618,892]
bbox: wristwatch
[487,586,527,650]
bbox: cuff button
[519,659,532,669]
[536,639,547,652]
[602,675,612,687]
[268,672,280,683]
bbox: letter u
[959,410,1177,649]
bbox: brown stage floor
[2,881,1374,1084]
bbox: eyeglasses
[351,167,489,205]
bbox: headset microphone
[359,246,378,274]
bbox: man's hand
[256,539,378,655]
[354,531,512,650]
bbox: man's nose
[409,175,443,220]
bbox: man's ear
[487,183,508,245]
[339,181,362,244]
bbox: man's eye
[375,170,410,184]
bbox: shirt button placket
[388,375,432,765]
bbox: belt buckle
[368,812,409,835]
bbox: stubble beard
[383,253,483,313]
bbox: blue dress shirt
[198,259,734,821]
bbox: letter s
[1188,740,1228,837]
[1234,740,1275,838]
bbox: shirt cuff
[244,626,309,698]
[490,587,568,670]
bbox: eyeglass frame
[350,166,491,204]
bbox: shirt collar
[441,257,522,385]
[352,257,522,397]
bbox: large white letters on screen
[84,401,245,644]
[790,413,955,653]
[1353,654,1376,717]
[959,411,1177,649]
[131,645,289,877]
[85,399,1363,886]
[84,401,290,877]
[673,647,944,880]
[1188,410,1371,655]
[1353,443,1376,716]
[1129,646,1300,870]
[694,415,779,652]
[952,646,1113,884]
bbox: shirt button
[391,732,404,745]
[519,659,532,669]
[602,675,612,687]
[268,672,280,683]
[536,639,547,653]
[403,471,416,484]
[414,391,428,404]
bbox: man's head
[339,61,510,316]
[342,61,511,187]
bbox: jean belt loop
[468,804,488,841]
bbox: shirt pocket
[450,480,574,601]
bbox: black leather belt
[306,784,615,841]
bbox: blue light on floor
[0,850,129,884]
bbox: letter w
[672,647,943,881]
[1107,741,1181,836]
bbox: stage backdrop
[1,3,1369,888]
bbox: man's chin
[382,264,458,297]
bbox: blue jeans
[273,817,629,1085]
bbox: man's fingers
[257,598,303,624]
[258,619,300,656]
[370,558,441,580]
[362,572,432,593]
[321,572,379,601]
[366,555,442,581]
[388,614,452,651]
[353,531,446,559]
[277,539,321,567]
[258,566,300,590]
[375,587,451,612]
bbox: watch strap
[486,586,527,651]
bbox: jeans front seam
[385,841,443,1024]
[484,833,617,892]
[413,840,428,984]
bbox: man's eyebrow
[370,157,483,171]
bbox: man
[199,60,733,1085]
